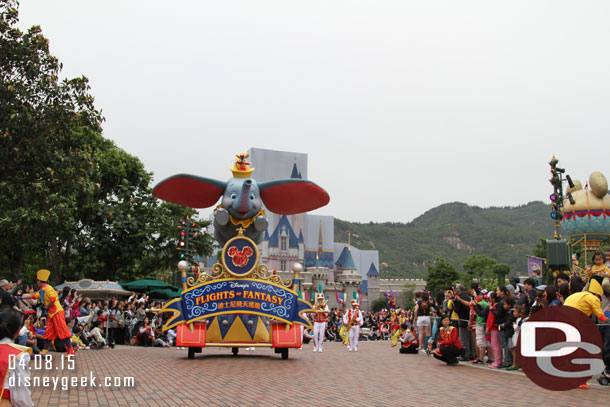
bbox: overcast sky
[17,1,610,223]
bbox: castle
[251,148,425,310]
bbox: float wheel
[187,347,196,359]
[232,347,239,356]
[281,348,289,360]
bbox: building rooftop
[335,246,356,270]
[267,215,300,248]
[366,263,379,276]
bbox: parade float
[546,156,609,277]
[560,169,610,277]
[151,153,330,359]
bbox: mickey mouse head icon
[227,246,253,268]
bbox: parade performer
[339,324,349,346]
[312,294,329,352]
[343,300,363,351]
[389,309,399,338]
[391,309,407,347]
[564,275,608,322]
[432,315,464,366]
[563,275,610,389]
[334,289,349,345]
[398,309,408,327]
[397,323,418,354]
[19,269,74,356]
[390,308,407,347]
[0,309,33,406]
[383,288,397,310]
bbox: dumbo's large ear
[259,179,330,214]
[153,174,226,208]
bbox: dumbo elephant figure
[152,153,330,246]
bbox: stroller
[78,325,100,349]
[80,327,115,349]
[78,316,114,349]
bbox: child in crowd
[504,303,518,370]
[137,318,153,347]
[590,252,610,277]
[486,292,502,368]
[71,326,88,350]
[510,305,528,371]
[18,312,40,355]
[500,296,516,368]
[471,289,489,364]
[303,328,313,344]
[90,321,107,348]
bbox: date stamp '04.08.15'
[10,354,75,372]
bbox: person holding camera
[0,280,17,310]
[452,285,476,361]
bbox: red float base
[176,322,207,347]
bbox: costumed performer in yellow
[564,275,609,322]
[339,324,349,346]
[19,269,74,356]
[564,274,609,389]
[391,309,406,347]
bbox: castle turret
[335,246,362,305]
[363,263,380,311]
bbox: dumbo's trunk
[233,180,252,215]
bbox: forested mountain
[334,201,554,278]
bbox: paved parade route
[30,341,608,406]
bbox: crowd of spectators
[306,249,610,380]
[0,280,179,354]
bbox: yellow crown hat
[230,152,255,178]
[589,276,604,296]
[36,269,51,282]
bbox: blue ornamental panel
[161,279,312,330]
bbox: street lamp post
[177,260,189,291]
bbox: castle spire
[318,220,323,256]
[348,229,351,251]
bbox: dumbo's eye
[250,194,255,200]
[230,193,237,199]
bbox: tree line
[0,1,213,284]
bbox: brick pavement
[29,341,608,406]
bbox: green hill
[334,201,554,279]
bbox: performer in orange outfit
[19,269,74,356]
